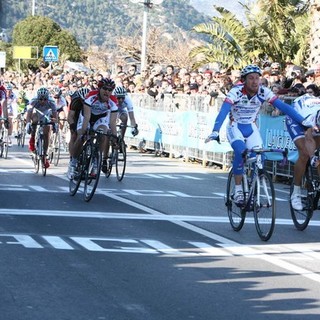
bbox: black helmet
[98,78,116,90]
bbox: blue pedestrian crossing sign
[43,46,59,62]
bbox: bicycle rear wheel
[116,140,127,181]
[84,148,102,202]
[49,132,61,166]
[2,129,8,159]
[253,170,275,241]
[225,168,246,231]
[33,154,40,173]
[290,168,314,231]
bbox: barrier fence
[125,93,297,179]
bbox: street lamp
[130,0,163,71]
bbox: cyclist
[285,84,320,210]
[205,64,317,205]
[76,78,118,177]
[113,86,139,138]
[25,87,58,168]
[67,87,90,179]
[4,83,17,146]
[0,81,8,132]
[52,86,68,131]
[13,90,29,140]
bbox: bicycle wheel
[84,147,102,202]
[69,150,86,196]
[104,147,114,178]
[116,139,127,181]
[33,154,40,173]
[290,168,314,231]
[2,129,8,159]
[253,170,275,241]
[41,154,47,176]
[49,132,61,166]
[225,168,246,231]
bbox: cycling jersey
[84,90,118,119]
[286,94,320,141]
[0,86,7,116]
[55,95,68,112]
[28,96,57,121]
[7,92,18,116]
[212,83,306,175]
[118,95,134,114]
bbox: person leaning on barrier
[285,84,320,210]
[205,64,318,206]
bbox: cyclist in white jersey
[52,86,68,131]
[77,78,118,176]
[113,86,139,137]
[205,64,317,205]
[5,83,18,146]
[285,84,320,210]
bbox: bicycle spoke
[226,169,246,231]
[253,171,275,241]
[290,170,314,231]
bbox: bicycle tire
[84,147,102,202]
[116,139,127,181]
[2,129,8,159]
[53,139,61,167]
[290,167,314,231]
[33,155,40,173]
[17,132,21,146]
[21,129,26,148]
[69,149,86,196]
[225,168,246,231]
[253,170,275,241]
[41,154,47,176]
[105,147,114,178]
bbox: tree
[11,16,83,71]
[190,0,310,70]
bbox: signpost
[43,46,59,62]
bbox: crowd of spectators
[1,60,320,105]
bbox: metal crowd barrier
[126,92,296,179]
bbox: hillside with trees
[1,0,209,49]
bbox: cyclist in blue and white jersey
[205,64,317,205]
[25,87,58,168]
[285,84,320,210]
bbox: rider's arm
[270,97,305,123]
[125,95,137,127]
[80,103,91,134]
[212,100,232,132]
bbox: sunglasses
[101,86,113,91]
[39,98,48,101]
[307,90,314,94]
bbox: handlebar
[242,148,288,166]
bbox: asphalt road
[1,141,320,320]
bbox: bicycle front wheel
[290,168,314,231]
[225,168,246,231]
[84,148,102,202]
[116,140,127,181]
[253,170,275,241]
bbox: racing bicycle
[289,148,320,230]
[225,148,288,241]
[0,117,9,159]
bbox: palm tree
[190,0,310,70]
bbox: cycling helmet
[37,87,49,99]
[52,86,62,98]
[97,78,116,90]
[6,83,13,90]
[77,87,90,100]
[240,64,262,78]
[113,86,127,98]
